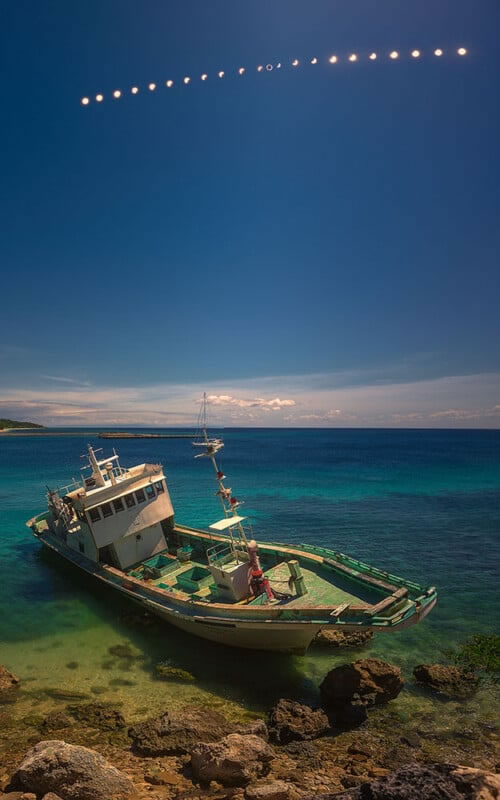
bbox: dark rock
[65,662,79,670]
[13,739,135,800]
[109,677,136,687]
[268,699,330,744]
[191,733,274,786]
[413,664,478,700]
[129,707,237,756]
[108,643,142,660]
[44,688,90,701]
[334,700,368,729]
[320,659,404,709]
[332,763,500,799]
[67,701,125,730]
[400,732,421,749]
[40,712,73,733]
[314,630,374,648]
[283,740,318,759]
[0,665,20,695]
[154,662,196,682]
[90,686,107,695]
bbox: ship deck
[130,551,381,609]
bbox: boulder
[245,781,290,800]
[13,739,135,800]
[129,707,237,755]
[42,795,64,800]
[0,665,20,695]
[314,630,374,648]
[320,659,403,709]
[303,763,500,799]
[413,664,478,700]
[67,702,126,730]
[191,733,274,786]
[268,699,330,744]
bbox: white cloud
[206,395,295,409]
[0,370,499,428]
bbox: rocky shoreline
[1,637,499,800]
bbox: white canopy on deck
[209,515,246,531]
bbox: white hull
[37,532,320,653]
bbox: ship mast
[193,393,248,548]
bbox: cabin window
[88,507,101,523]
[146,484,155,500]
[135,489,146,504]
[154,481,164,494]
[101,502,113,518]
[79,542,85,553]
[125,493,136,508]
[113,498,124,513]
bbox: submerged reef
[0,644,499,800]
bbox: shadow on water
[25,547,317,711]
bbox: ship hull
[28,516,437,654]
[33,530,320,653]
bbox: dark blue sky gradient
[1,1,499,390]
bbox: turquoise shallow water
[0,428,499,724]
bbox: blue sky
[1,1,499,427]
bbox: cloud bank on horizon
[1,369,499,428]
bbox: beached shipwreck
[27,425,436,653]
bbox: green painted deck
[264,561,371,608]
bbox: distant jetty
[98,432,197,439]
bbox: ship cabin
[48,446,174,570]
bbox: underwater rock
[108,677,136,687]
[154,662,196,682]
[40,712,73,733]
[413,664,478,700]
[268,699,330,744]
[13,739,135,800]
[108,643,142,660]
[129,707,237,755]
[308,763,500,799]
[43,688,91,701]
[65,662,79,670]
[0,665,20,695]
[66,702,126,730]
[314,630,374,648]
[320,659,404,710]
[191,733,274,786]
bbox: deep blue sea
[1,428,499,724]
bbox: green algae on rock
[413,663,478,699]
[154,662,196,682]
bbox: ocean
[1,428,499,728]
